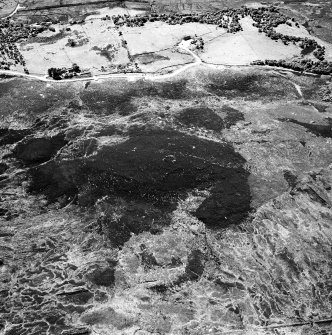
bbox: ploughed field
[0,66,332,335]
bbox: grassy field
[120,21,219,55]
[0,0,17,18]
[12,4,332,75]
[133,49,193,72]
[201,17,300,65]
[19,10,130,75]
[275,22,332,61]
[1,0,331,76]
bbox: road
[1,3,24,20]
[0,41,317,83]
[0,41,204,83]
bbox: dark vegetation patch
[0,128,31,146]
[91,44,116,62]
[96,200,169,247]
[279,118,332,138]
[195,169,251,228]
[0,82,75,121]
[27,129,251,244]
[185,249,205,280]
[57,289,93,305]
[283,170,298,188]
[301,78,328,100]
[300,43,316,56]
[140,79,189,99]
[33,114,69,131]
[80,90,135,115]
[80,79,188,114]
[28,30,67,45]
[221,105,245,128]
[175,104,244,132]
[205,72,297,100]
[148,284,169,294]
[66,35,89,47]
[312,103,328,113]
[86,262,117,287]
[176,106,224,131]
[0,79,21,98]
[0,163,8,174]
[13,133,68,165]
[117,101,138,116]
[15,3,103,24]
[135,53,170,65]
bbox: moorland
[0,1,332,335]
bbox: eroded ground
[0,66,331,335]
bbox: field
[201,17,300,65]
[120,21,218,55]
[15,7,332,76]
[0,0,330,77]
[275,22,332,61]
[19,13,131,75]
[0,0,17,18]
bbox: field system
[0,0,332,81]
